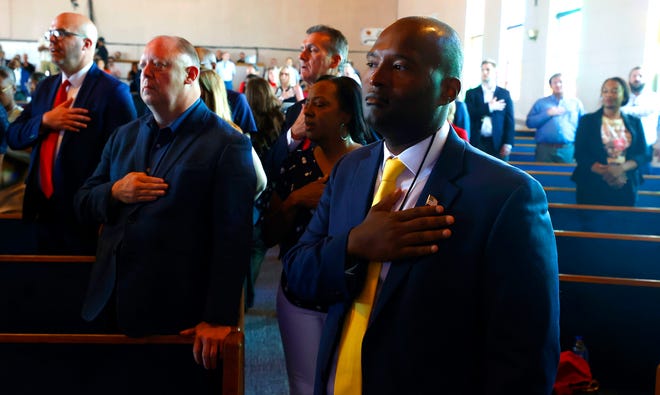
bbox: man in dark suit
[283,16,559,395]
[75,35,255,370]
[263,24,348,180]
[7,12,136,254]
[465,59,515,160]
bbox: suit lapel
[135,117,153,173]
[352,142,384,220]
[149,103,208,178]
[60,65,101,149]
[371,131,466,320]
[72,65,101,108]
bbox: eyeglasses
[44,29,86,40]
[1,85,13,94]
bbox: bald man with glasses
[7,12,136,254]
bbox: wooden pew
[511,160,576,171]
[508,151,535,162]
[0,254,245,394]
[0,331,244,395]
[0,254,94,332]
[556,230,660,392]
[544,186,660,207]
[548,203,660,235]
[0,213,37,253]
[511,160,660,176]
[524,169,660,190]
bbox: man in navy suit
[465,59,515,160]
[75,35,255,370]
[263,25,348,180]
[283,16,559,395]
[7,12,136,254]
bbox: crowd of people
[0,9,658,395]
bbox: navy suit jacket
[75,101,256,336]
[572,108,648,205]
[0,105,8,154]
[465,85,515,151]
[283,131,560,395]
[7,64,136,227]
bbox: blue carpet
[245,248,289,394]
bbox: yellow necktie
[334,157,406,395]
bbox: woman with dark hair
[244,76,284,158]
[572,77,648,206]
[260,75,370,395]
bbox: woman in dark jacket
[572,77,648,206]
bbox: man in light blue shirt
[526,73,583,163]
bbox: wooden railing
[0,253,245,394]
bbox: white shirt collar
[381,120,450,182]
[481,82,496,92]
[61,61,94,89]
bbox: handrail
[559,274,660,288]
[528,170,573,176]
[543,186,660,196]
[0,333,196,345]
[0,255,95,262]
[554,229,660,242]
[510,161,576,167]
[548,202,660,213]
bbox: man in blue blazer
[283,17,559,395]
[465,59,515,161]
[7,12,136,254]
[75,35,255,370]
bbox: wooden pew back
[0,254,245,394]
[556,230,660,392]
[549,203,660,235]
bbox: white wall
[0,0,397,76]
[1,0,657,120]
[577,0,655,112]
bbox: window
[500,0,526,101]
[546,1,583,97]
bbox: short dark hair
[481,59,497,68]
[306,25,348,72]
[629,66,642,78]
[602,76,630,106]
[548,73,562,86]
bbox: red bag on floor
[553,351,600,395]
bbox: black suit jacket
[75,101,256,336]
[465,85,515,151]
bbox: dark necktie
[39,79,70,198]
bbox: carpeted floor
[245,248,289,395]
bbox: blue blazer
[465,86,515,151]
[283,131,560,395]
[75,101,256,336]
[0,105,8,154]
[7,64,137,223]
